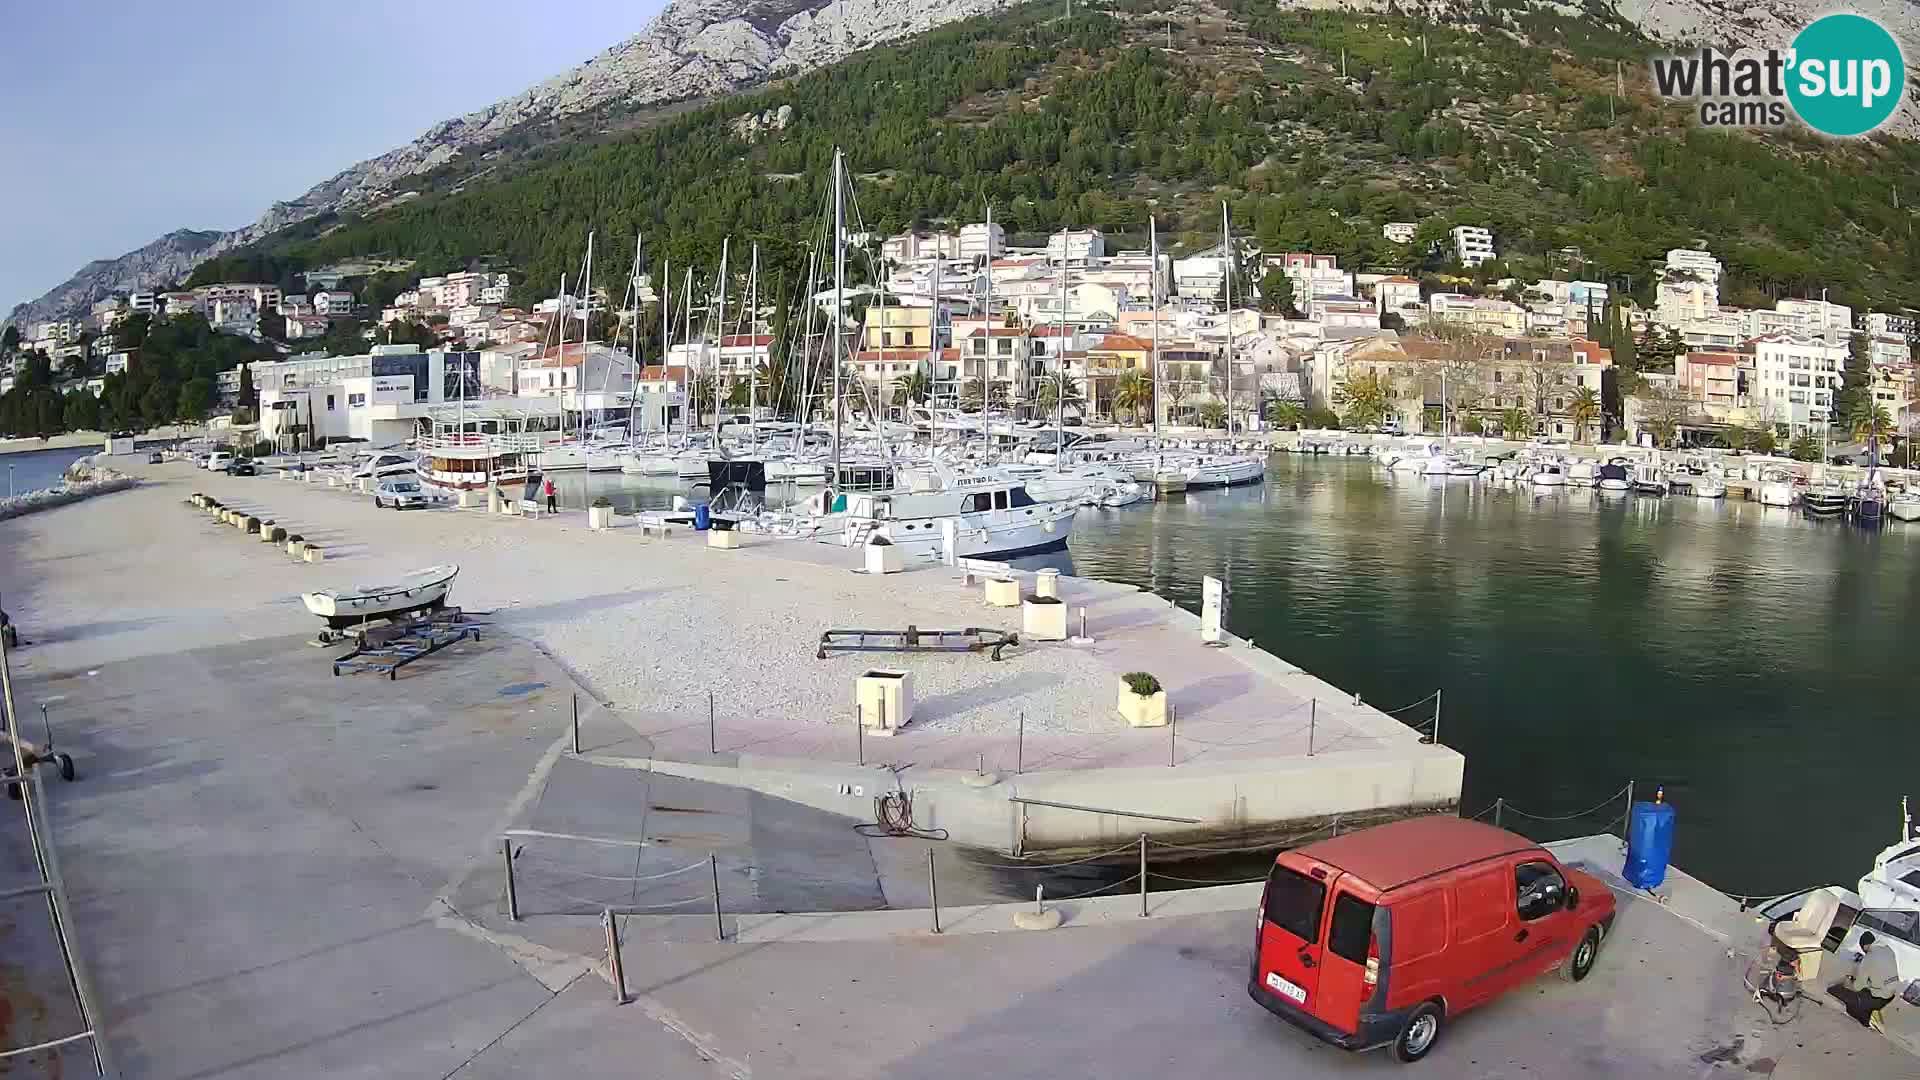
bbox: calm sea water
[0,446,96,497]
[557,456,1918,892]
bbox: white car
[205,451,234,472]
[372,477,434,510]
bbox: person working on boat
[1832,931,1904,1032]
[543,477,557,514]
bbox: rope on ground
[852,790,950,841]
[1051,873,1142,902]
[1726,885,1823,912]
[541,887,710,913]
[1495,785,1633,823]
[971,842,1140,871]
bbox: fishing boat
[1802,480,1849,519]
[1530,461,1568,489]
[1757,467,1798,508]
[301,565,458,630]
[1182,454,1266,489]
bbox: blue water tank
[1622,791,1676,890]
[693,504,711,531]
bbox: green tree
[1111,368,1153,426]
[890,367,932,407]
[258,307,287,342]
[1837,332,1871,418]
[1304,405,1342,430]
[1334,371,1391,429]
[1722,423,1752,451]
[62,388,102,432]
[1,324,18,353]
[1848,399,1893,442]
[1788,431,1820,461]
[1499,407,1531,439]
[1753,426,1779,455]
[1266,399,1304,429]
[1032,372,1082,416]
[1196,399,1228,428]
[176,378,214,423]
[1568,386,1599,442]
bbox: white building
[1450,226,1495,267]
[1867,334,1908,367]
[1044,228,1105,264]
[1774,297,1853,333]
[1862,311,1916,341]
[1382,222,1417,245]
[1662,248,1724,286]
[207,298,258,331]
[1278,253,1353,311]
[1309,296,1380,330]
[1752,332,1847,432]
[959,222,1006,261]
[129,291,158,314]
[311,290,356,317]
[1374,276,1421,319]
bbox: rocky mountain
[14,0,1920,326]
[6,229,221,331]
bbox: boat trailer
[331,608,482,679]
[816,625,1018,662]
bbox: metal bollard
[571,693,581,755]
[1138,833,1148,917]
[1035,883,1045,914]
[1432,688,1443,746]
[1016,710,1024,774]
[1493,797,1505,828]
[502,838,518,922]
[40,703,52,753]
[708,691,716,755]
[1308,698,1317,757]
[928,850,941,934]
[1168,702,1177,767]
[710,852,724,942]
[604,910,627,1004]
[857,709,865,766]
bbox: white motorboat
[1182,454,1265,489]
[1530,462,1568,489]
[301,565,458,629]
[1890,491,1920,521]
[1630,462,1670,496]
[803,475,1078,560]
[351,449,418,482]
[1595,460,1631,492]
[1446,457,1488,477]
[1691,474,1727,499]
[1566,460,1599,487]
[764,457,829,484]
[1758,467,1799,508]
[1753,800,1920,997]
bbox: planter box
[1117,680,1168,728]
[1022,596,1068,641]
[265,526,287,544]
[707,529,740,550]
[983,578,1021,608]
[588,505,615,530]
[857,669,914,735]
[302,544,325,563]
[864,539,903,574]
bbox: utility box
[857,669,914,736]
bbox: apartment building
[1450,226,1494,267]
[1752,332,1847,431]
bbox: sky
[0,0,667,314]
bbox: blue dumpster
[1622,787,1676,890]
[693,504,711,531]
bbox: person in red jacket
[543,477,557,514]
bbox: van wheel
[1393,1002,1444,1063]
[1561,925,1602,982]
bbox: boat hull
[1803,495,1848,518]
[301,567,457,630]
[869,507,1077,560]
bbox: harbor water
[0,446,97,497]
[554,454,1914,893]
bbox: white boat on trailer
[301,565,459,630]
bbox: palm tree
[1753,426,1780,456]
[891,367,932,408]
[1111,369,1152,426]
[1196,400,1228,428]
[1266,399,1304,429]
[725,374,751,409]
[1848,399,1893,442]
[1568,386,1599,442]
[1788,430,1821,462]
[961,378,985,412]
[1033,373,1083,416]
[1499,407,1531,440]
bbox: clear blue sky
[0,0,666,313]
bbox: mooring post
[1035,883,1045,914]
[1016,710,1024,774]
[1432,687,1442,746]
[1624,780,1635,831]
[502,838,518,922]
[1308,698,1317,757]
[39,703,51,754]
[604,909,627,1004]
[928,850,941,934]
[571,693,580,755]
[1138,833,1148,917]
[1168,702,1177,767]
[1494,797,1505,829]
[710,852,724,942]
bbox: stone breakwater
[0,457,137,522]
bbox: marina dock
[0,460,1910,1076]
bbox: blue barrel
[1622,790,1676,890]
[693,504,711,531]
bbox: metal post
[39,703,51,754]
[571,693,580,755]
[1308,698,1317,757]
[604,909,627,1004]
[1016,710,1024,774]
[1138,833,1148,917]
[857,709,865,766]
[710,852,724,942]
[1080,608,1088,639]
[502,838,518,921]
[1432,688,1442,746]
[1493,797,1505,829]
[708,691,715,755]
[927,850,941,934]
[1624,780,1635,834]
[1035,884,1045,914]
[1168,702,1176,767]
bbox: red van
[1246,816,1616,1063]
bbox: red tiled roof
[964,327,1025,338]
[719,334,773,348]
[853,350,933,363]
[1030,325,1076,338]
[1093,333,1153,352]
[1684,351,1739,366]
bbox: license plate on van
[1265,971,1307,1005]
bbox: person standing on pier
[543,477,557,514]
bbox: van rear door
[1315,888,1380,1035]
[1257,861,1331,1012]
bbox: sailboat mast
[1221,200,1233,437]
[626,231,643,440]
[657,254,669,440]
[929,253,941,440]
[713,237,729,443]
[1056,228,1066,473]
[680,268,694,437]
[557,270,567,446]
[748,243,759,447]
[582,230,594,443]
[832,148,845,491]
[1150,215,1161,440]
[982,204,993,451]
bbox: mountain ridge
[12,0,1920,328]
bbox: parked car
[225,458,257,476]
[1247,816,1615,1064]
[146,451,164,464]
[204,451,233,472]
[372,477,433,510]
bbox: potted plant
[1117,671,1168,728]
[588,495,615,530]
